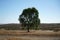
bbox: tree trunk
[27,24,29,32]
[27,26,29,32]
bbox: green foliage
[18,7,40,32]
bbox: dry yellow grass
[0,30,60,40]
[0,37,30,40]
[0,30,60,36]
[8,37,30,40]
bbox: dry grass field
[0,30,60,40]
[0,30,60,36]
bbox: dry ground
[0,30,60,36]
[0,30,60,40]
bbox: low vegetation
[0,23,60,31]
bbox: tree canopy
[18,7,40,32]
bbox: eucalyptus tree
[19,7,40,32]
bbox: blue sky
[0,0,60,24]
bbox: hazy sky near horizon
[0,0,60,24]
